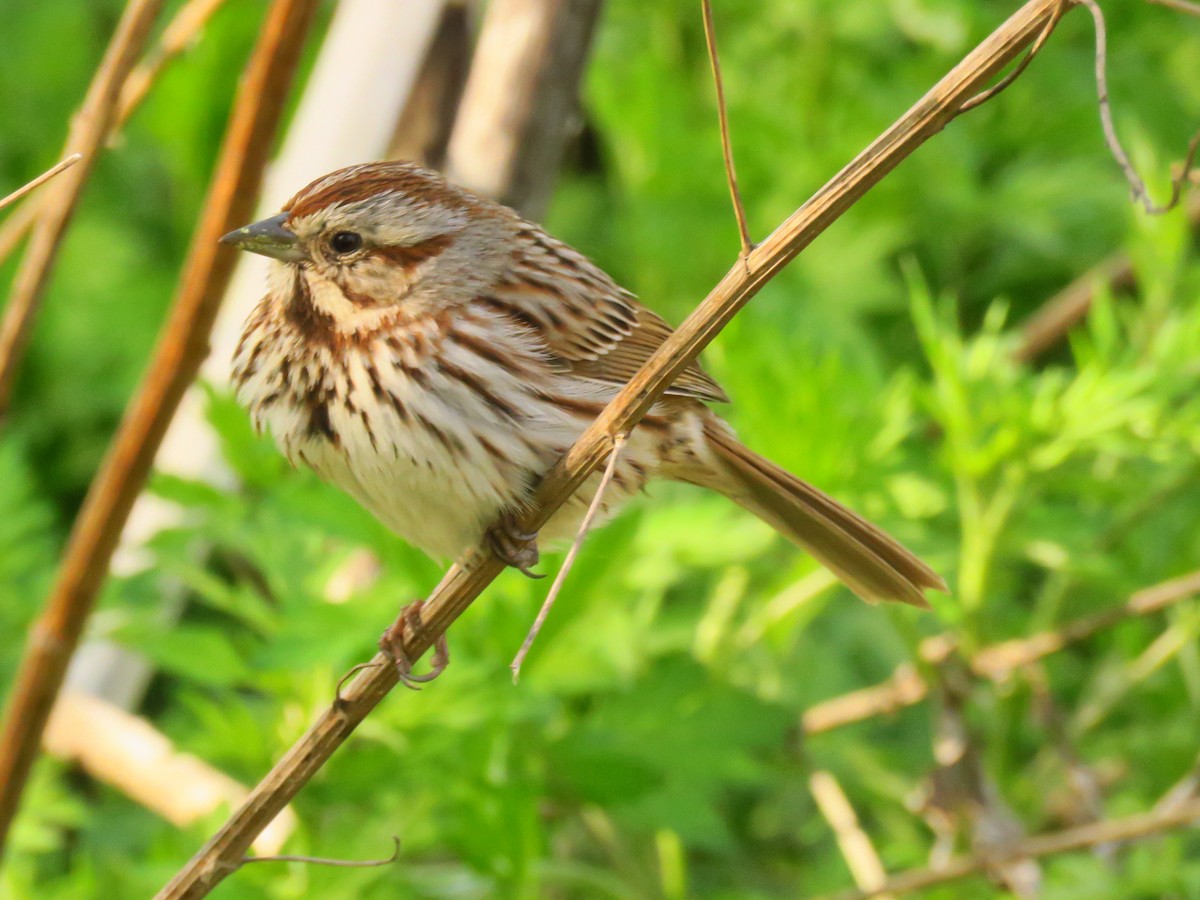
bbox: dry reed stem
[151,3,1067,896]
[802,569,1200,735]
[0,0,165,415]
[0,0,320,857]
[0,0,230,267]
[818,795,1200,899]
[0,155,83,212]
[809,771,894,898]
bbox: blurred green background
[2,0,1200,897]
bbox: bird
[223,160,945,680]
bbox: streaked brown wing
[481,222,729,403]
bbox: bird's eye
[329,231,363,255]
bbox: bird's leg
[378,598,449,690]
[486,510,544,579]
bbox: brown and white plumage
[228,161,945,607]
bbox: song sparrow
[224,161,945,676]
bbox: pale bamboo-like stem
[43,691,296,855]
[444,0,604,218]
[153,3,1068,896]
[0,0,321,857]
[0,0,166,415]
[809,771,893,898]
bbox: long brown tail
[693,422,947,608]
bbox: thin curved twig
[957,0,1066,114]
[1078,0,1200,215]
[511,432,627,681]
[701,0,753,258]
[237,837,401,870]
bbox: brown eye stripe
[371,234,454,269]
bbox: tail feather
[696,423,947,608]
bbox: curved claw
[514,562,546,580]
[378,599,449,689]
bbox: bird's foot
[378,598,449,690]
[486,512,544,579]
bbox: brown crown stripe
[286,163,473,219]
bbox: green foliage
[3,0,1200,897]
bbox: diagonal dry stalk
[801,568,1200,735]
[152,2,1068,896]
[817,795,1200,899]
[0,0,166,416]
[809,771,894,899]
[0,0,321,858]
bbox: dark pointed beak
[219,212,303,262]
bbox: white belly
[238,330,668,562]
[231,285,701,564]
